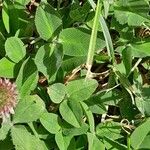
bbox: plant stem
[86,0,101,79]
[28,122,39,139]
[127,134,131,150]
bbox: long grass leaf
[99,15,115,65]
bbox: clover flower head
[0,78,18,122]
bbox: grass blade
[99,15,115,65]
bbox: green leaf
[0,120,11,140]
[59,100,81,128]
[55,131,73,150]
[11,125,47,150]
[15,0,30,5]
[128,42,150,58]
[62,56,86,72]
[114,0,150,26]
[130,118,150,149]
[13,95,45,123]
[66,78,98,101]
[62,122,89,136]
[55,131,65,150]
[115,61,126,75]
[48,83,66,104]
[16,58,38,99]
[118,89,140,120]
[34,43,63,81]
[5,37,26,63]
[96,121,122,140]
[103,136,127,150]
[2,0,10,33]
[70,2,90,22]
[40,112,61,134]
[114,70,134,95]
[0,32,5,57]
[139,134,150,149]
[68,99,83,126]
[122,47,132,75]
[0,57,15,78]
[87,132,105,150]
[86,89,121,106]
[6,3,19,34]
[80,101,95,133]
[89,104,106,114]
[139,86,150,116]
[35,3,62,41]
[59,28,105,56]
[76,135,87,149]
[8,3,32,36]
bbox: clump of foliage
[0,0,150,149]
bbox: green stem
[28,122,39,139]
[86,0,101,79]
[127,134,131,150]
